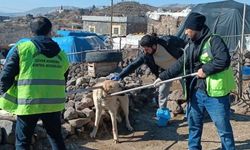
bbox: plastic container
[242,66,250,80]
[156,108,171,127]
[242,66,250,75]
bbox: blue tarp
[53,36,106,62]
[56,30,98,37]
[53,36,91,63]
[7,36,106,63]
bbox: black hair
[30,16,52,35]
[139,34,158,47]
[151,33,157,37]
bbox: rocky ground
[54,49,250,150]
[66,103,250,150]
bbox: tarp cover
[56,30,98,37]
[7,36,106,63]
[53,36,106,63]
[176,0,250,51]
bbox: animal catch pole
[110,72,198,96]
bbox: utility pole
[110,0,113,43]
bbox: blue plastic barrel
[156,108,171,127]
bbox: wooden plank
[87,62,118,77]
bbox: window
[112,25,121,35]
[113,28,119,35]
[89,26,95,32]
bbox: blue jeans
[15,111,66,150]
[188,89,235,150]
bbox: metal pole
[238,3,246,99]
[119,36,122,51]
[110,72,198,96]
[110,0,113,44]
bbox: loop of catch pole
[110,72,198,96]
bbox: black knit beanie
[185,12,206,31]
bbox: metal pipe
[238,3,246,99]
[110,72,198,96]
[110,0,113,45]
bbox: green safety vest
[200,36,236,97]
[0,41,69,115]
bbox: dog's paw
[90,131,97,138]
[113,139,120,144]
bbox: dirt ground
[64,51,250,150]
[65,103,250,150]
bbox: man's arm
[202,35,231,76]
[118,55,145,79]
[0,48,19,94]
[159,54,185,80]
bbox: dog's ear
[102,80,110,92]
[102,80,112,96]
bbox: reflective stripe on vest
[2,93,65,104]
[18,79,65,85]
[0,85,18,114]
[199,36,236,97]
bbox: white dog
[90,80,133,143]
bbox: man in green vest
[153,12,236,150]
[0,16,69,150]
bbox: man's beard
[151,48,157,54]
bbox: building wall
[127,16,147,34]
[82,16,147,36]
[82,16,127,22]
[147,15,185,35]
[82,21,127,36]
[127,22,147,34]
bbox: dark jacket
[0,36,69,94]
[118,35,185,79]
[159,25,231,94]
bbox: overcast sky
[0,0,249,13]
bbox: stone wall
[147,16,185,35]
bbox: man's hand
[111,75,120,81]
[153,78,162,87]
[197,68,206,78]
